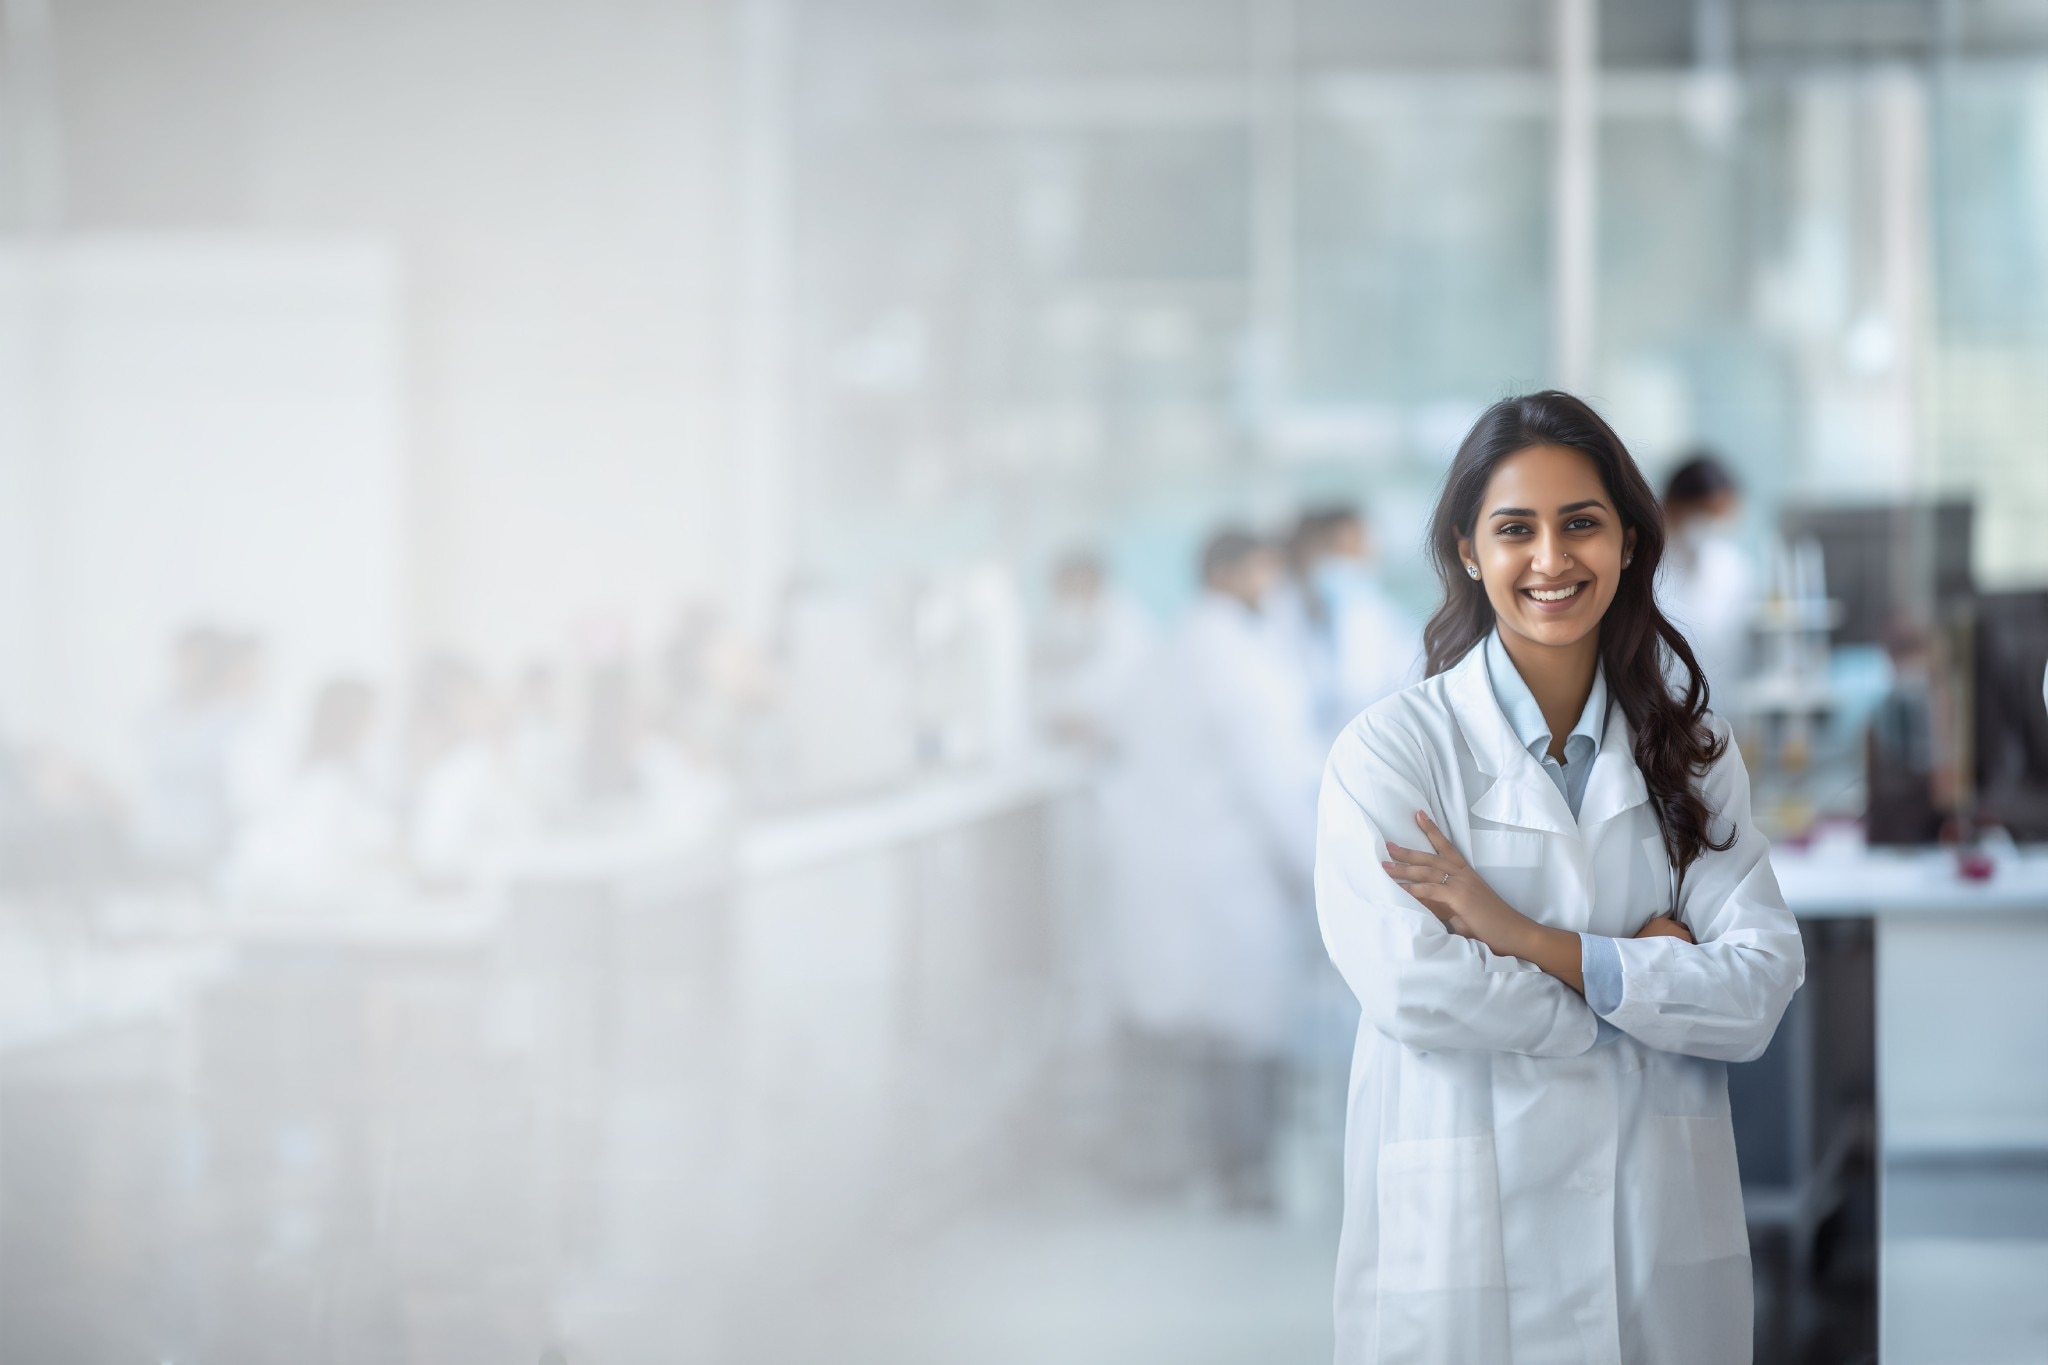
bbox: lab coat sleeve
[1316,717,1601,1057]
[1599,723,1806,1062]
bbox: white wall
[0,239,404,783]
[41,0,740,667]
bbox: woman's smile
[1520,579,1590,612]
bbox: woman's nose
[1530,532,1571,576]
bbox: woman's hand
[1634,916,1695,944]
[1382,810,1537,959]
[1382,809,1587,995]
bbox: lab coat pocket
[1376,1134,1507,1292]
[1641,1115,1749,1265]
[1467,829,1544,917]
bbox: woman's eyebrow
[1487,499,1611,517]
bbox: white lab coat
[1103,593,1324,1054]
[1316,640,1803,1364]
[1034,588,1157,748]
[1327,574,1424,724]
[1659,529,1757,710]
[221,761,403,912]
[411,742,533,884]
[1268,570,1423,745]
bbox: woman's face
[1457,443,1636,652]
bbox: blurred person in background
[581,649,731,839]
[1033,549,1155,754]
[0,723,125,893]
[660,598,779,769]
[660,600,724,742]
[1273,505,1423,744]
[1101,528,1323,1211]
[218,631,293,824]
[409,657,530,886]
[1658,452,1757,710]
[508,661,577,820]
[222,677,402,911]
[134,626,241,875]
[580,654,646,807]
[1269,512,1348,742]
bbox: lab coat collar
[1576,706,1650,829]
[1445,635,1649,835]
[1446,640,1575,835]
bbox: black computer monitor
[1780,502,1973,647]
[1973,589,2048,840]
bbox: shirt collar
[1483,628,1607,763]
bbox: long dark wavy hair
[1422,390,1734,880]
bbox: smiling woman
[1426,391,1730,878]
[1314,391,1806,1365]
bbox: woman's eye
[1496,523,1530,536]
[1567,517,1598,531]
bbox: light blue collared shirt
[1479,630,1628,1024]
[1482,629,1607,820]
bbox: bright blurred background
[4,1,2048,1361]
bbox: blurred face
[1327,518,1367,561]
[1212,547,1281,609]
[1456,444,1635,652]
[1245,546,1282,604]
[1670,489,1740,538]
[1053,564,1103,604]
[1699,490,1739,524]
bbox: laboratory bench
[1756,837,2048,1364]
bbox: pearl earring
[1465,565,1480,579]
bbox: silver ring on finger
[1441,871,1452,884]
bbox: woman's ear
[1623,527,1638,566]
[1455,535,1475,576]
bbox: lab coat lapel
[1443,641,1576,837]
[1576,700,1650,830]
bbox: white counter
[737,754,1092,878]
[471,752,1094,897]
[1774,840,2048,918]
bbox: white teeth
[1526,582,1584,602]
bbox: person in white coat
[223,677,404,912]
[1033,549,1156,753]
[1657,452,1757,710]
[1272,505,1425,744]
[1104,529,1324,1208]
[1316,391,1804,1363]
[409,659,531,887]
